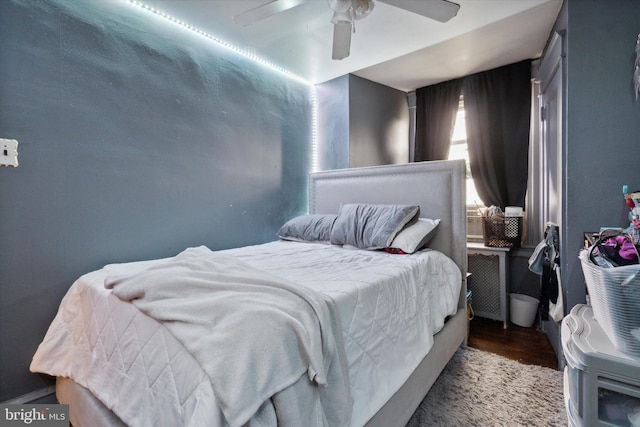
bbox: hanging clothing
[528,223,562,322]
[549,265,564,322]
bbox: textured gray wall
[316,75,350,171]
[563,0,640,311]
[0,0,313,400]
[537,0,640,366]
[316,74,410,171]
[349,75,410,167]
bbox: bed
[30,160,468,427]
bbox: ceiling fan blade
[379,0,460,23]
[233,0,309,26]
[332,21,352,60]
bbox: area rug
[405,346,567,426]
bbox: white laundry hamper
[579,249,640,357]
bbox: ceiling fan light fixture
[328,0,352,13]
[331,10,352,25]
[352,0,375,20]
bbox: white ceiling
[139,0,563,92]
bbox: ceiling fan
[233,0,460,60]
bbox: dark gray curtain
[414,78,463,161]
[463,60,532,209]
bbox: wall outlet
[0,138,19,167]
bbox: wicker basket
[579,249,640,357]
[482,216,522,248]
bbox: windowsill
[466,235,484,244]
[464,239,534,257]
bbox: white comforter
[31,241,461,427]
[104,246,351,427]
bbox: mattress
[31,240,461,427]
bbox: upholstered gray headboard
[309,160,467,306]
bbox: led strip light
[128,1,320,171]
[128,1,309,84]
[309,87,319,172]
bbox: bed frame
[56,160,468,427]
[308,160,468,427]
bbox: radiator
[466,244,510,328]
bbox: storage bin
[482,216,522,248]
[579,249,640,357]
[562,305,640,426]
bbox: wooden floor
[467,316,559,370]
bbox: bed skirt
[56,308,467,427]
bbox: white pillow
[389,218,441,254]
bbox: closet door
[539,32,564,230]
[537,31,566,368]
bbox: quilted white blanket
[103,246,351,427]
[31,241,461,427]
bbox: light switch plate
[0,138,19,167]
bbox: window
[447,97,484,210]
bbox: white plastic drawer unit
[562,304,640,426]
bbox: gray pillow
[330,204,420,249]
[277,214,337,243]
